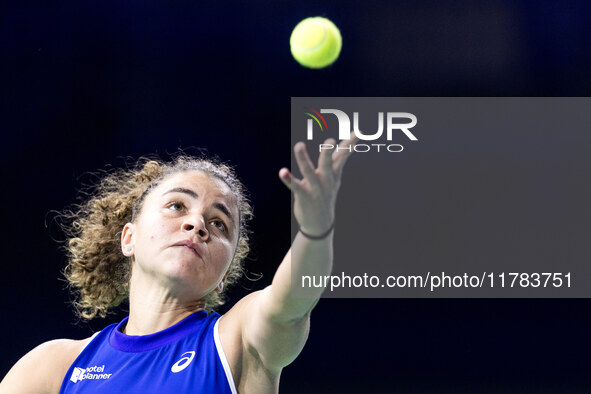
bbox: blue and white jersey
[60,311,237,394]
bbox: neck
[125,271,206,336]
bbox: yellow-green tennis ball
[290,17,342,69]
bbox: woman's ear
[216,269,231,292]
[121,222,136,257]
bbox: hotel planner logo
[70,365,112,383]
[304,108,418,152]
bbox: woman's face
[122,170,240,299]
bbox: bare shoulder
[217,290,276,393]
[218,289,310,393]
[217,290,261,374]
[0,337,93,394]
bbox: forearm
[265,135,354,322]
[266,232,333,322]
[238,137,355,370]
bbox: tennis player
[0,136,355,393]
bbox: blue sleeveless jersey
[60,311,237,394]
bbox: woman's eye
[210,220,226,232]
[167,202,185,211]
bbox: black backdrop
[2,1,591,392]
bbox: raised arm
[269,136,356,318]
[230,136,356,376]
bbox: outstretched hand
[279,135,357,237]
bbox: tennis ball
[290,17,342,69]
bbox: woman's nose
[182,216,209,239]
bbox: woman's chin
[156,263,212,293]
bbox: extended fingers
[286,136,355,193]
[294,142,320,185]
[319,138,336,174]
[333,132,358,174]
[278,167,304,194]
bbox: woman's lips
[173,240,202,258]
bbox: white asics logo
[171,351,195,373]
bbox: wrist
[299,221,335,240]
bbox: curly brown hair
[60,155,252,320]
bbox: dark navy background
[2,1,590,392]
